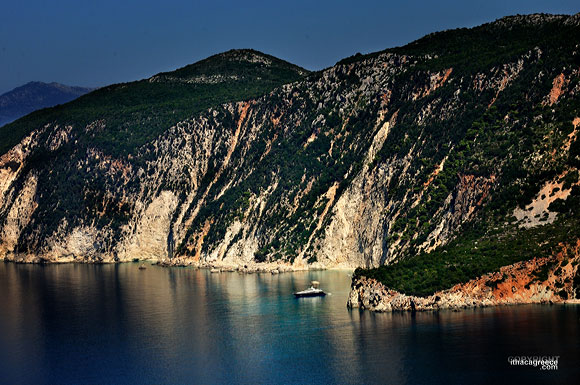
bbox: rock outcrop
[348,241,580,311]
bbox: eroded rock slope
[1,15,580,277]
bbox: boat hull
[294,291,326,298]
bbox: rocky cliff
[1,14,580,294]
[348,239,580,311]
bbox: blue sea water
[0,262,578,384]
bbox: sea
[0,262,578,384]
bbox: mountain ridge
[152,49,310,83]
[0,81,93,127]
[0,50,308,157]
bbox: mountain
[1,15,580,304]
[0,50,308,157]
[0,82,93,127]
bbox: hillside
[0,49,308,156]
[0,82,93,127]
[1,14,580,301]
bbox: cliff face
[1,15,580,276]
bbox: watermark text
[508,356,559,370]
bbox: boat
[294,281,327,297]
[138,264,146,270]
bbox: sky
[0,0,578,94]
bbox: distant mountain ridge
[0,81,93,127]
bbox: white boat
[294,281,327,297]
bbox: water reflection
[0,263,578,384]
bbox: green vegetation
[0,49,308,156]
[340,14,580,78]
[354,215,580,297]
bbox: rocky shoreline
[348,246,580,312]
[0,253,330,274]
[155,258,329,274]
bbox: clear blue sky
[0,0,578,94]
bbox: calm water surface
[0,262,579,384]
